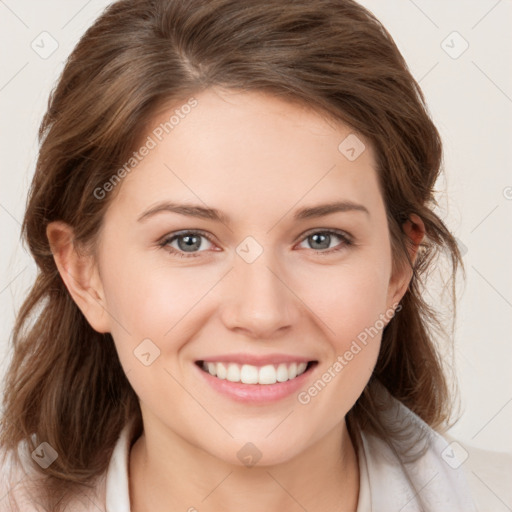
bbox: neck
[129,419,359,512]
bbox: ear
[46,221,111,333]
[387,213,425,307]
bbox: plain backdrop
[0,0,511,454]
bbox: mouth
[195,360,318,385]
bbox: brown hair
[0,0,463,509]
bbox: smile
[196,360,317,385]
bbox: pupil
[311,233,330,250]
[178,235,201,252]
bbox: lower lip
[194,362,318,404]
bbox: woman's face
[92,87,407,465]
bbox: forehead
[110,88,382,220]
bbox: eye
[159,228,353,259]
[159,230,216,258]
[296,229,353,255]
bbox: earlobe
[46,221,111,333]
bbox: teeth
[241,364,259,384]
[207,362,217,376]
[201,361,309,385]
[276,363,289,382]
[259,364,277,385]
[226,363,240,382]
[216,362,227,379]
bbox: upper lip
[197,353,317,366]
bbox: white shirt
[2,385,511,511]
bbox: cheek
[297,252,392,345]
[100,254,220,374]
[100,247,211,335]
[292,256,392,423]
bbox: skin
[47,87,424,512]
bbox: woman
[0,0,509,511]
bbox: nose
[219,248,300,339]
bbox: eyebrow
[137,200,369,224]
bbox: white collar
[105,385,477,512]
[105,420,132,512]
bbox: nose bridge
[220,236,298,336]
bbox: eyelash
[158,229,354,259]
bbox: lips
[193,352,318,402]
[195,358,318,403]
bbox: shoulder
[361,382,508,511]
[443,434,512,512]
